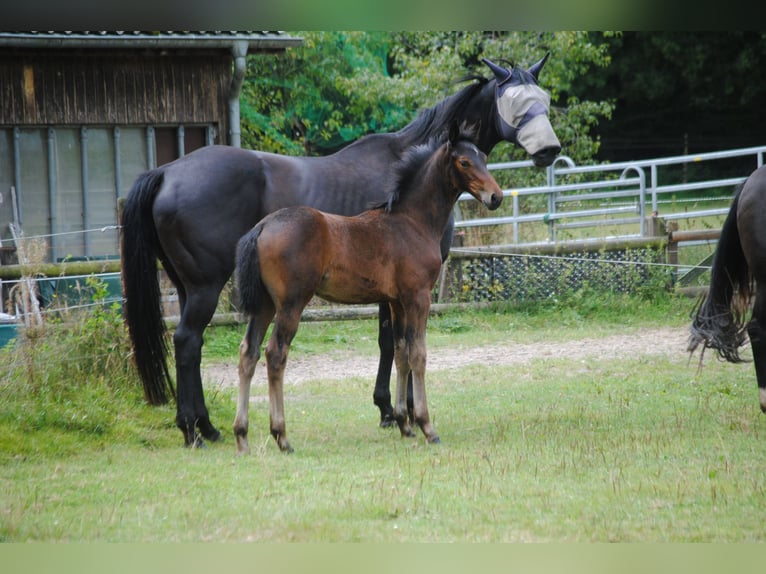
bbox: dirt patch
[203,325,691,388]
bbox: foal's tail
[236,224,267,317]
[120,169,175,404]
[688,185,753,363]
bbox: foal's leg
[233,302,275,455]
[264,306,303,453]
[747,286,766,412]
[405,300,440,444]
[390,303,416,439]
[393,349,416,439]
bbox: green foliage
[241,31,614,178]
[0,276,147,458]
[573,32,766,161]
[242,31,399,155]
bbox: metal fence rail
[456,144,766,247]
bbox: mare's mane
[397,75,489,143]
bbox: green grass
[2,347,765,541]
[3,292,766,542]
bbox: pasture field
[2,294,766,543]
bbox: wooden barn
[0,31,301,263]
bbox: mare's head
[482,53,561,167]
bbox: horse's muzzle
[531,145,561,168]
[485,192,502,211]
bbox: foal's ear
[448,121,460,147]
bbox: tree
[241,31,397,155]
[573,31,766,161]
[241,31,615,175]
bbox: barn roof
[0,31,302,51]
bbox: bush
[0,276,144,452]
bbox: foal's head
[444,122,503,210]
[384,122,502,213]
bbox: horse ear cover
[527,52,550,81]
[482,57,512,85]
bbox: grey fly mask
[482,54,561,159]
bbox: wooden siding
[0,50,231,136]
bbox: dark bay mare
[120,54,561,447]
[234,123,502,453]
[689,164,766,413]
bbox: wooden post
[646,214,666,239]
[666,220,679,272]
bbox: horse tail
[688,184,753,363]
[121,169,175,404]
[236,224,267,317]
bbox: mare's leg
[747,285,766,412]
[174,286,222,447]
[373,303,396,426]
[374,303,415,428]
[264,306,303,453]
[233,301,276,455]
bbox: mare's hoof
[185,437,207,449]
[199,422,222,442]
[204,430,222,442]
[428,436,441,445]
[380,414,396,428]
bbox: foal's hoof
[273,433,294,453]
[235,436,250,456]
[428,436,441,445]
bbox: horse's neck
[397,163,457,235]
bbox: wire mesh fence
[443,245,671,303]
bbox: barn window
[0,124,216,262]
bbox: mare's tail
[120,169,175,404]
[236,224,267,316]
[688,185,753,363]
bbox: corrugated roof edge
[0,31,303,50]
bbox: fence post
[646,214,666,239]
[665,221,678,276]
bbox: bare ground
[202,325,692,389]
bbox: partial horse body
[120,55,561,447]
[233,124,502,453]
[689,164,766,412]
